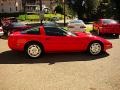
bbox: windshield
[44,22,58,27]
[102,19,118,24]
[60,27,77,36]
[69,20,84,24]
[12,22,26,27]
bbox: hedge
[18,14,64,21]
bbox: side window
[45,27,66,36]
[21,27,40,35]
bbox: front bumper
[104,43,112,50]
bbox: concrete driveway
[0,36,120,90]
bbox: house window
[1,1,3,5]
[1,8,4,13]
[16,7,18,11]
[10,8,12,12]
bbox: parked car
[67,20,86,33]
[1,17,17,27]
[93,19,120,38]
[8,17,18,22]
[8,26,112,59]
[0,26,4,37]
[3,22,31,36]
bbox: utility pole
[63,0,66,26]
[39,0,43,25]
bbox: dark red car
[3,22,31,36]
[93,19,120,38]
[8,26,112,58]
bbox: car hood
[75,32,112,44]
[75,32,92,37]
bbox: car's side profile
[8,26,112,58]
[93,19,120,38]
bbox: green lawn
[86,24,93,32]
[18,14,64,21]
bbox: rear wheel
[88,42,103,55]
[114,34,119,38]
[25,43,43,58]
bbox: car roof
[70,19,83,21]
[69,19,84,23]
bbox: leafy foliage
[18,14,64,21]
[67,0,119,21]
[54,5,63,14]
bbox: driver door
[44,27,83,52]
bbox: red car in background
[93,19,120,38]
[8,22,31,33]
[8,26,112,59]
[3,22,31,36]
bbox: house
[0,0,22,13]
[0,0,63,13]
[23,0,61,13]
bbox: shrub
[54,5,63,14]
[18,14,64,21]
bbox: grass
[86,24,93,32]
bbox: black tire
[88,42,103,55]
[114,34,119,38]
[25,43,43,59]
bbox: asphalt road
[0,36,120,90]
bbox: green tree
[110,0,120,20]
[67,0,100,20]
[54,5,63,14]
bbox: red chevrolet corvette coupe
[8,26,112,58]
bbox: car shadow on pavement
[0,50,109,65]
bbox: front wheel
[25,43,43,58]
[88,42,103,55]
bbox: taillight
[0,29,3,32]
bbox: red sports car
[93,19,120,38]
[8,26,112,58]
